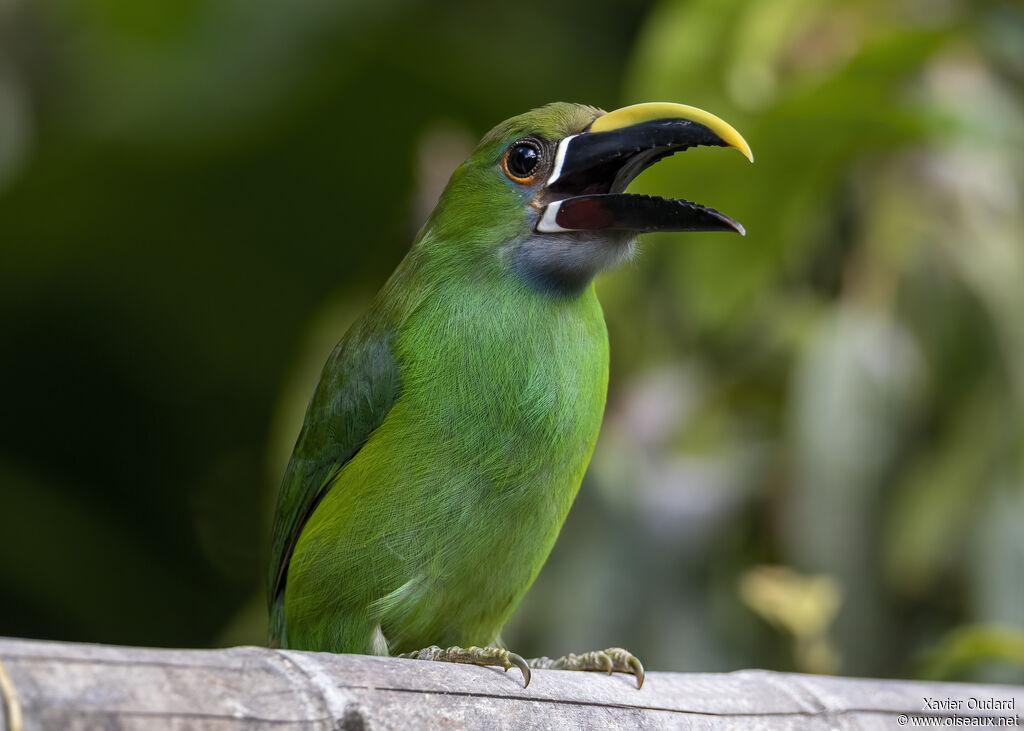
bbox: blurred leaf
[917,624,1024,682]
[739,564,842,674]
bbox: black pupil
[508,143,539,178]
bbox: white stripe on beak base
[545,135,575,188]
[536,200,570,233]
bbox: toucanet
[268,101,753,687]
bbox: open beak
[536,102,753,236]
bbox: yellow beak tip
[593,101,754,163]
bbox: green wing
[268,326,402,644]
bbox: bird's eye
[502,140,542,183]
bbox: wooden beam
[1,636,1022,729]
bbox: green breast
[285,275,609,653]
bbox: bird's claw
[400,645,531,687]
[529,647,645,689]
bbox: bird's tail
[268,592,288,649]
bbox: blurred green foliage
[2,0,1022,683]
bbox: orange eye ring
[502,140,542,184]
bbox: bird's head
[420,102,753,296]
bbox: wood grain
[1,637,1021,729]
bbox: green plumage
[269,103,610,654]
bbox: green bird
[268,101,752,687]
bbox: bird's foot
[400,645,532,687]
[529,647,644,689]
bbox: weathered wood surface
[1,637,1021,730]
